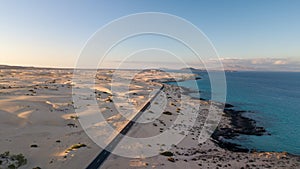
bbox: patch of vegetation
[71,143,86,149]
[0,151,9,157]
[0,151,27,169]
[11,154,27,167]
[65,143,87,153]
[67,123,77,128]
[167,157,175,162]
[160,151,174,157]
[70,115,79,120]
[105,98,113,103]
[30,144,38,148]
[163,111,172,115]
[148,110,154,114]
[8,164,16,169]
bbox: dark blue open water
[169,71,300,155]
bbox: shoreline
[212,105,267,153]
[164,80,300,156]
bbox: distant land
[2,64,299,72]
[181,67,237,72]
[0,65,73,70]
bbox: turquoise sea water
[169,71,300,155]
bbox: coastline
[165,82,267,152]
[165,76,300,157]
[212,105,267,152]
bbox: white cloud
[221,58,299,71]
[189,58,300,71]
[273,60,288,65]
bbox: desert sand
[0,67,299,169]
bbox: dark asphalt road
[86,85,164,169]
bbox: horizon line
[1,64,300,72]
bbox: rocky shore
[212,104,267,152]
[166,76,270,154]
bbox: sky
[0,0,300,71]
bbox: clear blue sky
[0,0,299,70]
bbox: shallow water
[169,71,300,155]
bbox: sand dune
[0,68,299,169]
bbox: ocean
[169,71,300,155]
